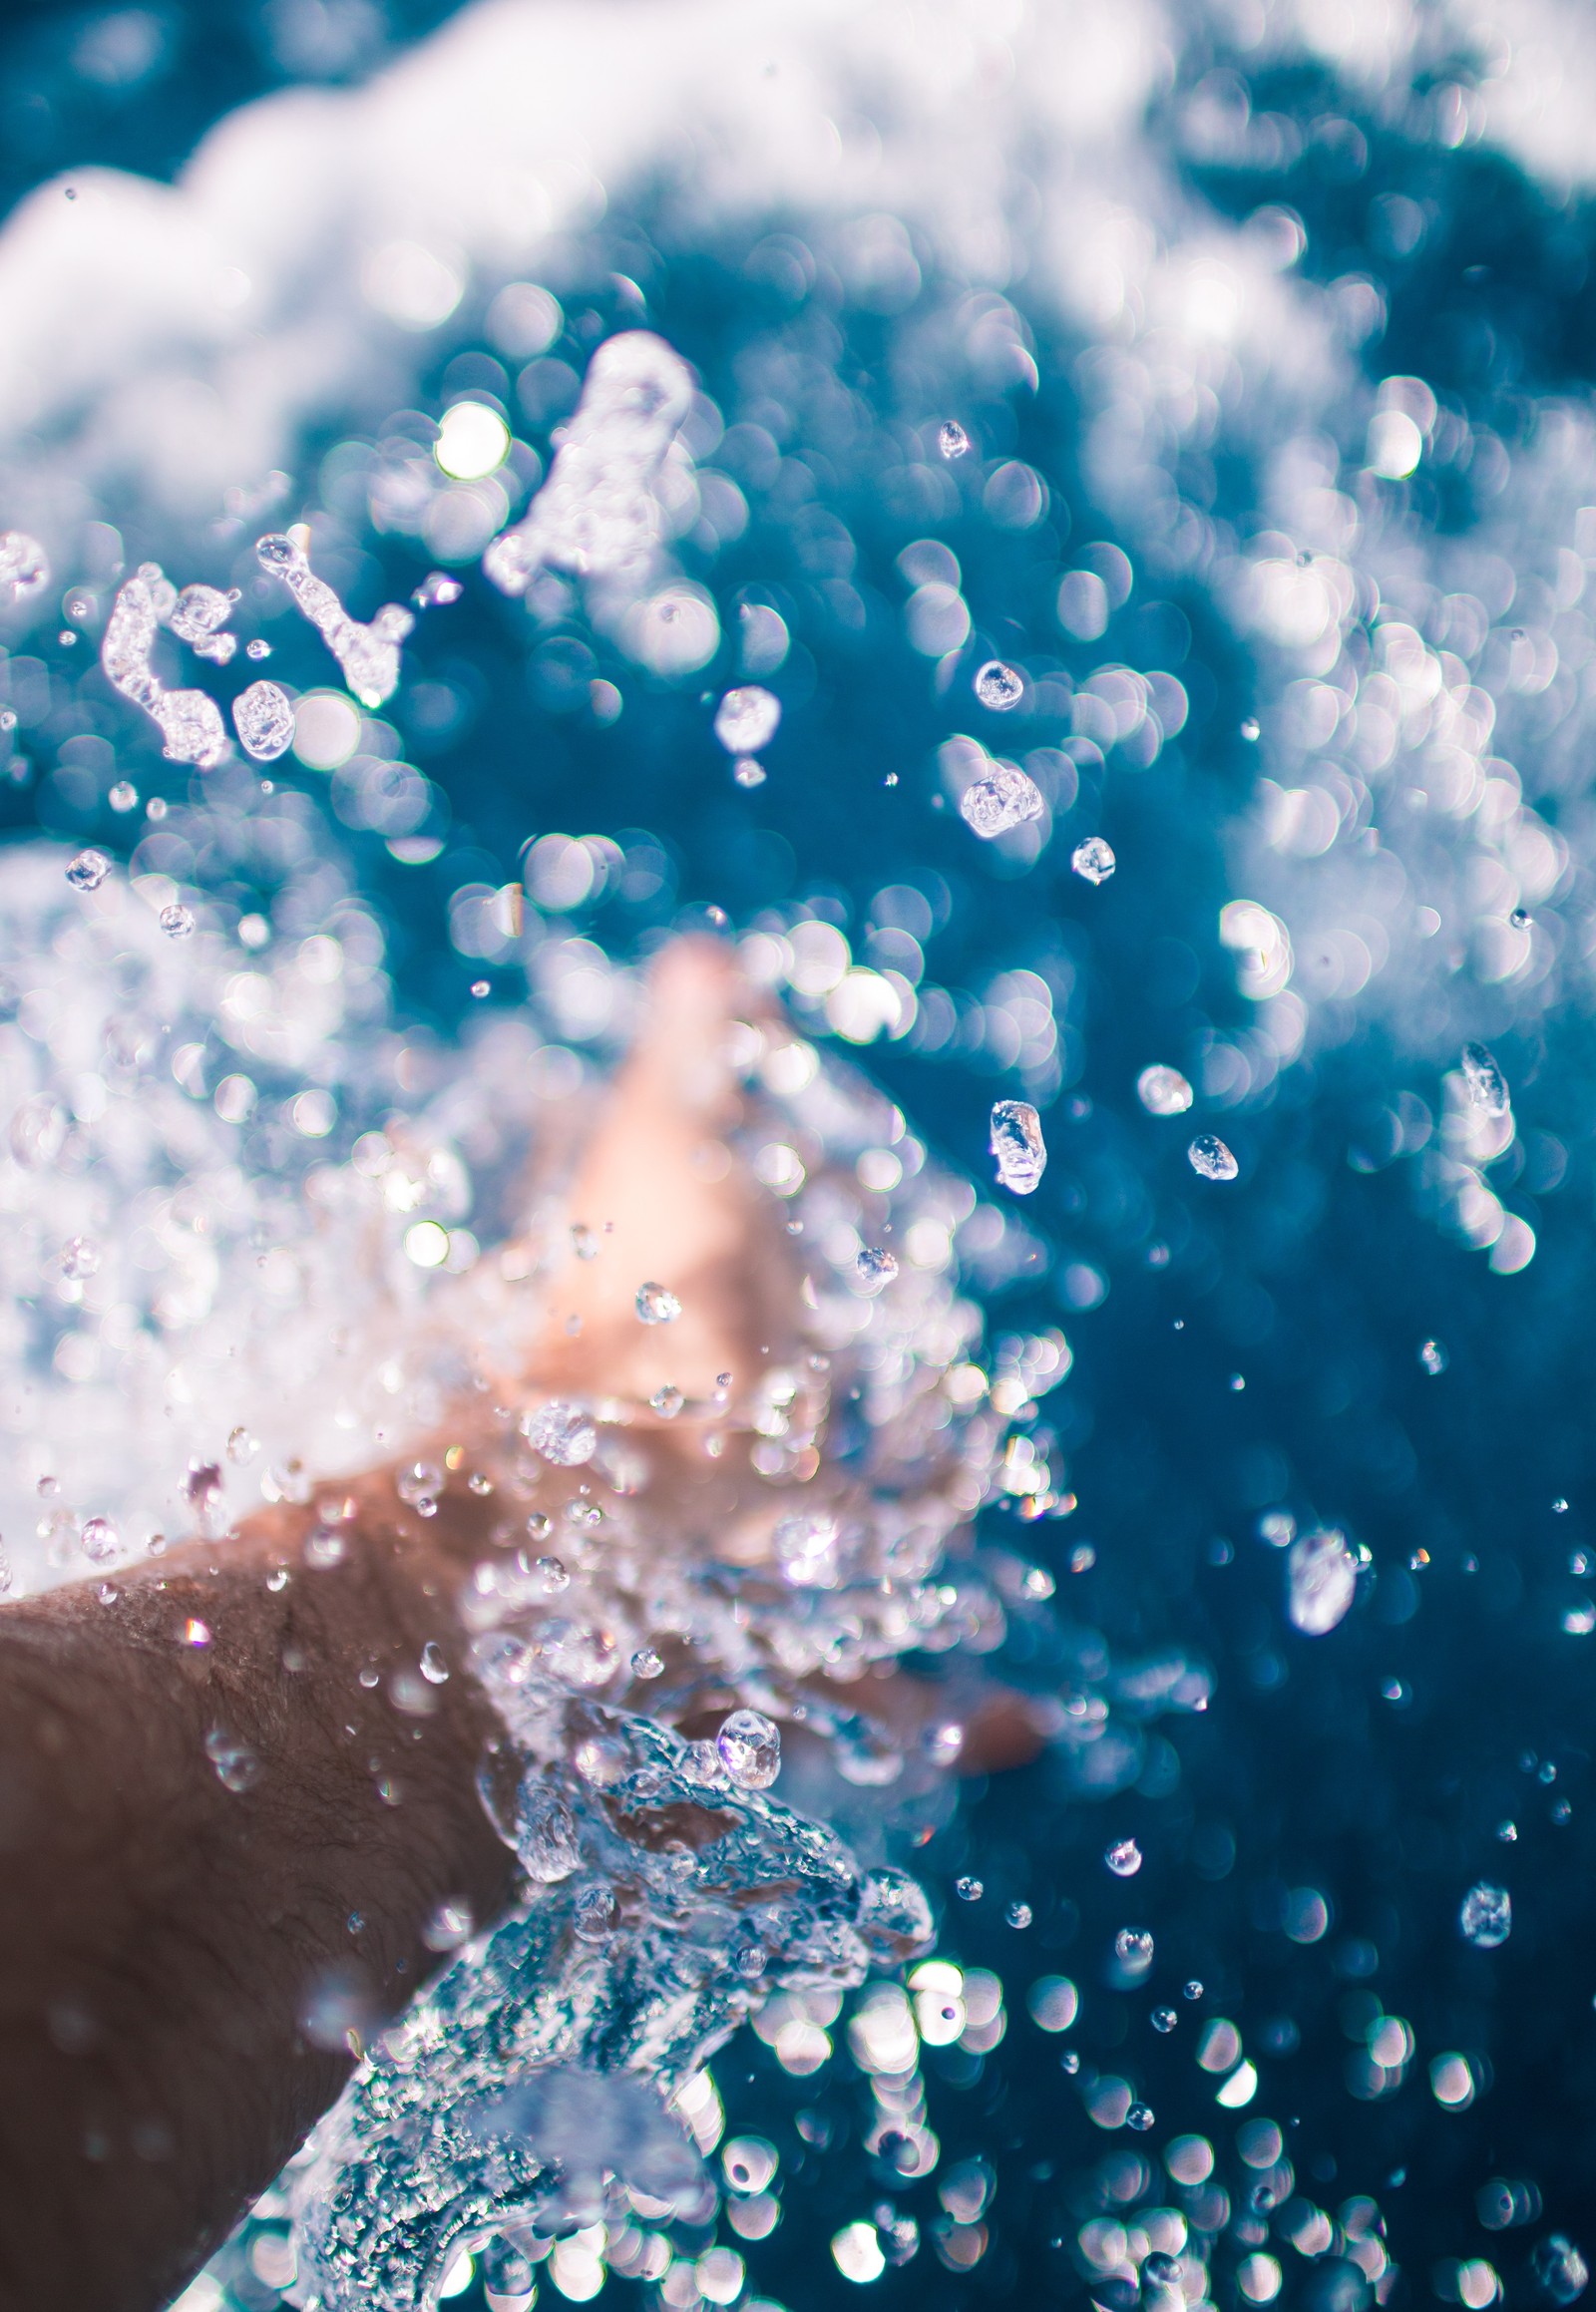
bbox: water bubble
[716,1707,781,1787]
[1152,2007,1177,2033]
[1071,836,1116,885]
[649,1384,684,1419]
[1126,2103,1155,2132]
[713,684,782,753]
[1005,1900,1033,1928]
[960,759,1043,838]
[66,848,110,892]
[80,1516,118,1563]
[159,903,196,940]
[573,1883,618,1942]
[520,1399,598,1465]
[61,1235,100,1280]
[232,679,295,761]
[1288,1526,1358,1636]
[990,1099,1047,1195]
[1460,1880,1512,1948]
[1419,1338,1448,1375]
[939,419,970,459]
[1461,1040,1510,1117]
[1241,716,1261,742]
[855,1248,899,1295]
[956,1876,984,1901]
[1114,1927,1154,1967]
[974,658,1023,711]
[1137,1064,1193,1117]
[421,1898,474,1953]
[635,1281,681,1325]
[1187,1133,1239,1182]
[419,1642,450,1686]
[630,1646,664,1680]
[1184,1980,1204,2000]
[204,1729,261,1794]
[396,1461,443,1507]
[534,1555,570,1593]
[1531,2236,1589,2307]
[108,780,139,812]
[1105,1837,1142,1877]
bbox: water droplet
[520,1399,598,1465]
[1114,1927,1154,1967]
[516,1785,581,1883]
[635,1280,681,1325]
[1152,2006,1177,2033]
[66,848,110,892]
[1289,1526,1358,1635]
[1419,1338,1448,1375]
[108,780,139,812]
[61,1235,100,1280]
[649,1383,684,1419]
[534,1555,570,1593]
[1005,1900,1033,1928]
[1459,1880,1511,1948]
[419,1641,450,1686]
[1137,1064,1193,1116]
[1511,906,1532,931]
[716,1707,781,1787]
[713,684,782,753]
[231,679,295,761]
[1530,2235,1589,2307]
[413,571,464,608]
[304,1526,346,1569]
[1241,716,1261,741]
[960,759,1043,838]
[396,1461,443,1507]
[1187,1133,1239,1182]
[733,757,766,787]
[470,978,490,997]
[1497,1819,1517,1841]
[974,658,1023,711]
[80,1516,118,1563]
[1060,2049,1080,2074]
[573,1883,617,1941]
[1555,1497,1570,1514]
[773,1509,841,1588]
[1071,836,1116,885]
[1461,1040,1510,1117]
[956,1875,984,1901]
[421,1897,473,1951]
[855,1247,899,1295]
[571,1223,598,1261]
[246,637,271,659]
[1183,1980,1204,2000]
[204,1728,260,1793]
[990,1099,1046,1195]
[630,1646,663,1679]
[939,419,970,459]
[0,532,49,603]
[182,1617,211,1647]
[858,1866,934,1953]
[159,902,196,940]
[1126,2103,1155,2132]
[1105,1837,1142,1877]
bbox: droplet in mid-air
[80,1516,118,1563]
[990,1099,1046,1194]
[232,679,295,761]
[159,903,196,940]
[1459,1880,1511,1948]
[855,1247,899,1295]
[66,848,110,892]
[419,1641,450,1685]
[733,758,766,786]
[635,1281,681,1325]
[1187,1133,1238,1182]
[960,760,1043,839]
[1461,1040,1510,1117]
[630,1647,663,1680]
[1006,1900,1033,1928]
[1114,1927,1154,1968]
[1241,716,1261,741]
[1126,2103,1155,2132]
[1288,1527,1358,1636]
[716,1708,781,1787]
[1151,2006,1177,2033]
[1137,1064,1192,1117]
[61,1235,100,1280]
[109,780,139,812]
[1530,2236,1589,2308]
[0,531,49,604]
[1105,1837,1142,1877]
[956,1876,984,1901]
[938,419,970,458]
[713,684,782,754]
[413,571,464,608]
[974,658,1023,711]
[519,1399,598,1466]
[1071,836,1116,885]
[1419,1338,1448,1375]
[649,1383,684,1419]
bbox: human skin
[0,942,1035,2312]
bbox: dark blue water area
[9,5,1596,2304]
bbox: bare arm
[0,1472,515,2312]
